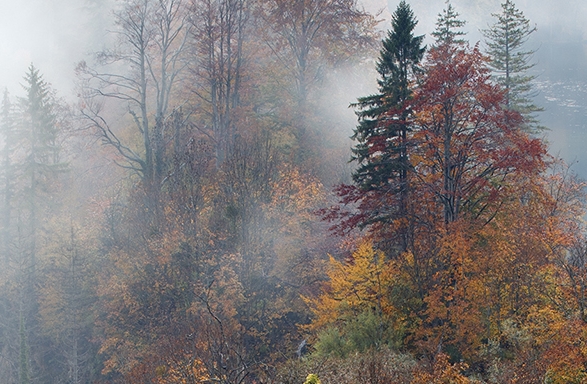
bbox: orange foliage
[411,353,470,384]
[323,32,585,380]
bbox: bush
[313,310,403,358]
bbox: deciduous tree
[188,0,248,168]
[260,0,376,107]
[78,0,190,204]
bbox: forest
[0,0,586,383]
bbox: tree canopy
[0,1,585,383]
[483,0,542,130]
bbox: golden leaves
[304,240,398,332]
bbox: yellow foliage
[157,356,210,384]
[303,373,321,384]
[304,240,397,331]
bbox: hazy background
[396,0,587,176]
[0,0,586,176]
[0,0,113,97]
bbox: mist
[2,0,586,171]
[388,0,587,176]
[1,1,587,383]
[0,0,114,97]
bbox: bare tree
[188,0,248,167]
[223,133,275,265]
[260,0,377,108]
[78,0,190,193]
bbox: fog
[388,0,587,177]
[1,0,585,175]
[0,0,114,98]
[1,1,586,382]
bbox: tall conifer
[432,1,466,45]
[482,0,542,131]
[0,91,15,268]
[14,65,67,383]
[18,65,67,277]
[351,0,424,230]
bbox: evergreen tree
[431,0,466,45]
[0,90,16,268]
[19,314,31,384]
[351,0,425,231]
[15,65,67,384]
[20,65,62,170]
[18,65,66,277]
[482,0,542,130]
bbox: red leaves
[411,42,547,226]
[335,40,548,239]
[324,37,558,368]
[319,184,368,236]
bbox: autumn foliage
[311,3,587,383]
[0,1,586,383]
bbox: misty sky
[0,0,113,98]
[387,0,587,175]
[1,0,585,94]
[0,0,586,174]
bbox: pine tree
[432,0,466,45]
[351,0,425,230]
[15,65,67,383]
[482,0,542,130]
[20,65,62,170]
[0,90,16,268]
[18,65,66,277]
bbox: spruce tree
[0,90,16,268]
[432,0,466,45]
[351,0,424,228]
[18,65,66,277]
[15,65,67,383]
[482,0,542,130]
